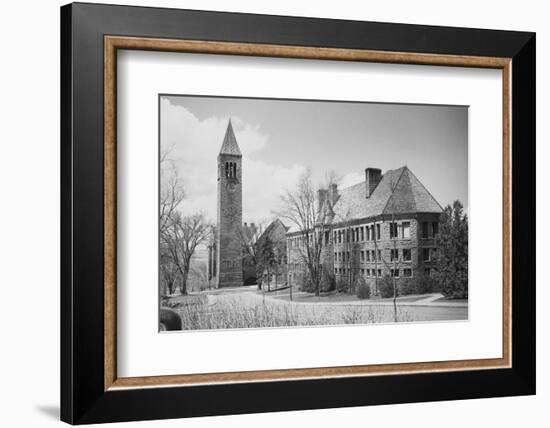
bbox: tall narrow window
[225,162,229,177]
[402,222,411,239]
[403,248,412,261]
[422,221,429,238]
[432,222,439,236]
[422,247,431,261]
[376,224,381,240]
[390,222,398,239]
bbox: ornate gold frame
[104,36,512,391]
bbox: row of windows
[332,221,415,245]
[335,267,414,278]
[287,221,439,249]
[333,223,382,244]
[334,248,413,263]
[288,221,440,249]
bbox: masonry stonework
[215,120,244,288]
[285,166,443,295]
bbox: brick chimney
[317,189,328,212]
[365,168,382,198]
[328,183,339,205]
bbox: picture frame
[60,2,535,424]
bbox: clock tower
[216,119,244,288]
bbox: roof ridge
[380,166,408,214]
[406,168,444,212]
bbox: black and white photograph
[158,95,469,331]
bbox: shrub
[399,277,416,295]
[159,307,182,331]
[379,274,397,298]
[416,273,439,294]
[336,277,348,293]
[297,271,316,293]
[320,270,336,292]
[356,277,371,299]
[399,273,439,295]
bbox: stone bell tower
[216,119,244,287]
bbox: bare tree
[278,170,331,296]
[160,248,180,296]
[374,173,401,321]
[239,223,264,268]
[163,212,212,295]
[160,163,185,237]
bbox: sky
[160,95,468,225]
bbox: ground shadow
[35,405,59,420]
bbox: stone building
[208,119,244,288]
[207,119,443,293]
[286,166,443,294]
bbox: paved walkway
[199,289,467,309]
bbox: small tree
[356,276,371,299]
[278,170,331,296]
[378,274,395,298]
[258,236,277,291]
[434,200,468,299]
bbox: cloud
[161,98,304,223]
[340,171,364,189]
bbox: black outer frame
[60,2,535,424]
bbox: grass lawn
[266,288,429,304]
[432,297,468,303]
[162,290,468,331]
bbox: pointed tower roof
[219,119,242,156]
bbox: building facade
[207,120,443,293]
[286,166,442,294]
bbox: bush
[159,307,182,331]
[336,277,348,293]
[399,277,415,295]
[297,271,316,293]
[379,274,397,298]
[356,277,371,299]
[320,270,336,292]
[399,273,439,295]
[416,273,439,294]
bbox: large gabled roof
[218,119,242,156]
[286,166,442,234]
[331,166,443,223]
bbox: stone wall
[216,154,244,288]
[286,213,441,294]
